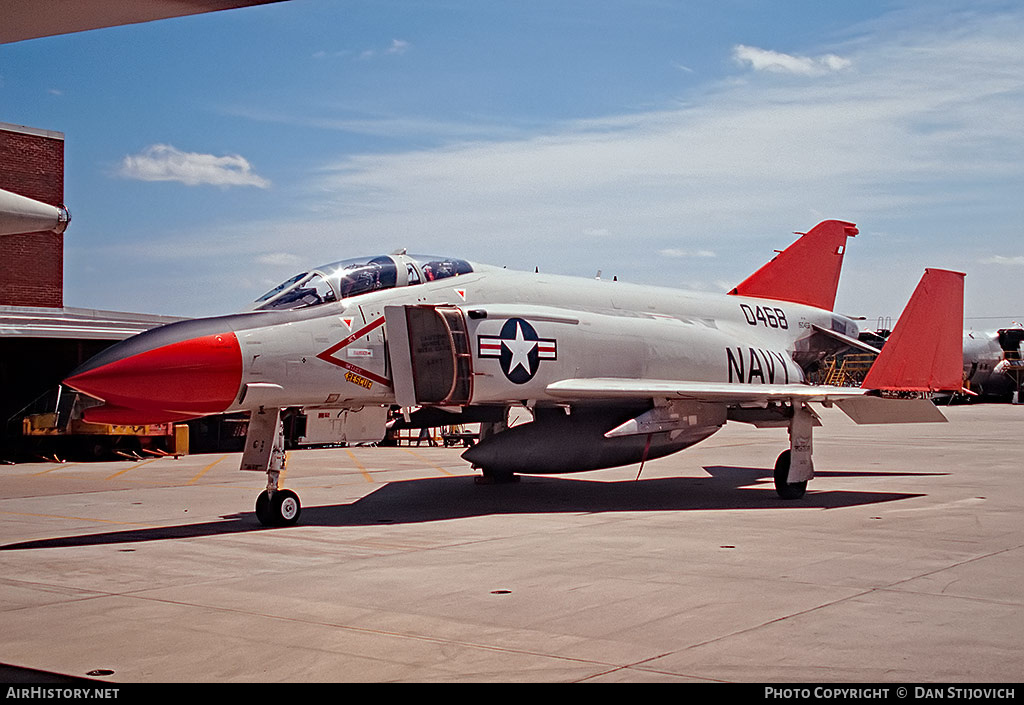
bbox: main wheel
[773,450,807,500]
[255,489,302,526]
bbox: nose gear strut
[244,407,302,526]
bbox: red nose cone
[66,332,242,419]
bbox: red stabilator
[862,268,965,392]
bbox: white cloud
[980,255,1024,265]
[257,252,303,266]
[733,44,852,76]
[118,144,270,188]
[312,49,352,59]
[659,248,716,258]
[306,12,1021,232]
[357,38,412,60]
[387,39,411,55]
[273,8,1024,318]
[95,6,1024,321]
[230,108,524,142]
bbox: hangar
[0,119,328,462]
[0,122,180,460]
[1,3,298,462]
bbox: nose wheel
[255,489,302,527]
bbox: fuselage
[65,262,859,423]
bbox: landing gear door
[384,305,417,408]
[384,305,473,408]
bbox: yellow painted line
[345,449,374,483]
[401,448,456,476]
[188,454,228,485]
[104,457,160,480]
[31,463,80,476]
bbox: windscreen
[254,256,397,311]
[255,272,336,311]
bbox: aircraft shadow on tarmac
[1,464,935,550]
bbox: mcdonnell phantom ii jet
[64,220,965,526]
[962,327,1024,402]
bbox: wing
[1,0,286,44]
[546,378,947,425]
[546,378,868,403]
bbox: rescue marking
[478,318,557,384]
[345,371,374,390]
[317,317,391,387]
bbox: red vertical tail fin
[861,268,965,392]
[729,220,858,311]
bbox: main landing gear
[773,450,806,500]
[243,407,302,527]
[773,402,816,500]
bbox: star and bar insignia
[478,317,556,384]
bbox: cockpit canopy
[253,254,474,311]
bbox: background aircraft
[850,325,1023,403]
[64,220,965,526]
[963,327,1024,402]
[0,0,285,44]
[0,187,70,236]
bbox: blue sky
[2,0,1022,329]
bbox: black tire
[255,489,301,526]
[773,450,807,500]
[255,490,272,526]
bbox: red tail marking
[861,268,965,392]
[730,220,858,311]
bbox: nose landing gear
[244,407,302,527]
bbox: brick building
[1,122,179,458]
[0,122,66,307]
